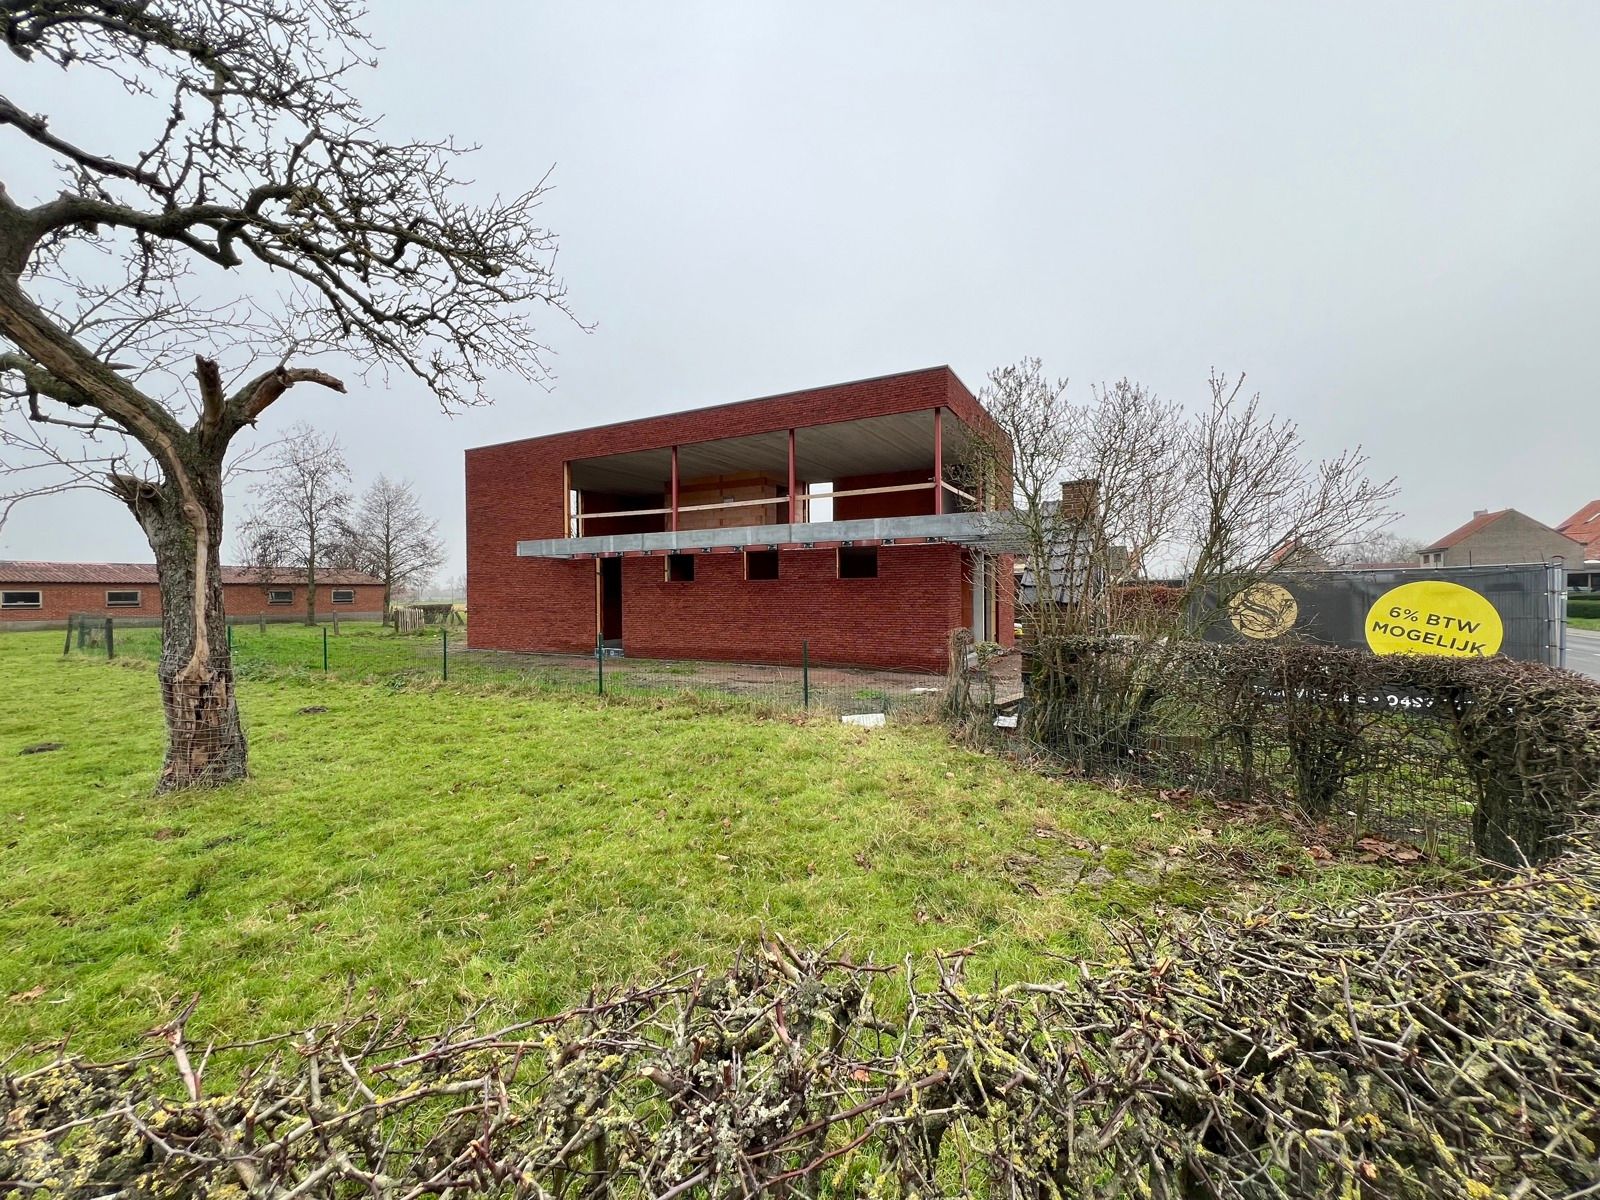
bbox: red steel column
[787,428,797,522]
[670,445,680,532]
[933,406,944,515]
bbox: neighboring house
[464,366,1015,672]
[1555,500,1600,593]
[1418,509,1584,569]
[1014,478,1111,612]
[1266,536,1333,573]
[0,562,384,628]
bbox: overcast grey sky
[4,1,1597,576]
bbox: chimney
[1473,509,1488,518]
[1059,478,1099,523]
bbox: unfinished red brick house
[465,366,1014,672]
[0,561,384,629]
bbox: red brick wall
[832,468,938,520]
[0,581,385,624]
[465,367,1008,669]
[0,583,149,624]
[579,491,665,536]
[618,546,962,671]
[223,583,386,618]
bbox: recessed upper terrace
[492,365,1008,560]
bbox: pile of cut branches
[6,832,1600,1197]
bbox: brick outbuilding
[465,366,1014,673]
[0,561,385,629]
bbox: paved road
[1565,628,1600,680]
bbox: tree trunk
[130,467,248,790]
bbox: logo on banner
[1227,582,1299,640]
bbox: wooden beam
[575,481,940,525]
[933,407,944,516]
[812,482,935,502]
[670,445,679,532]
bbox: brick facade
[465,367,1013,672]
[0,569,384,627]
[1423,509,1585,569]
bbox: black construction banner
[1198,565,1560,665]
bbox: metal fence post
[227,623,234,651]
[802,639,810,709]
[442,628,449,680]
[322,626,329,672]
[597,633,605,696]
[62,616,73,657]
[105,617,114,661]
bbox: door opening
[969,550,993,642]
[599,558,623,647]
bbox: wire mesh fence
[61,613,948,719]
[955,636,1600,861]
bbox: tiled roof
[0,561,158,584]
[1423,510,1508,553]
[0,561,382,586]
[1556,499,1600,562]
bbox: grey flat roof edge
[517,512,1021,558]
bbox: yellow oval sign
[1364,580,1503,657]
[1228,582,1299,640]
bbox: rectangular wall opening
[599,557,623,642]
[665,553,696,583]
[838,546,879,579]
[106,590,141,608]
[745,549,780,581]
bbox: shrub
[1570,596,1600,620]
[1018,638,1600,863]
[7,836,1600,1198]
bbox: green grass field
[1571,616,1600,632]
[107,618,448,676]
[99,619,939,713]
[1,628,1393,1057]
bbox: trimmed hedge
[1018,639,1600,864]
[5,836,1600,1197]
[1570,596,1600,620]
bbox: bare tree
[0,2,571,787]
[235,426,349,626]
[233,514,291,614]
[337,475,445,616]
[1330,529,1425,567]
[967,359,1188,640]
[963,360,1396,753]
[1182,371,1397,609]
[969,361,1396,641]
